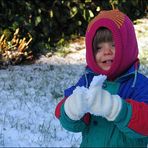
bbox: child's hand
[64,86,88,120]
[87,75,122,121]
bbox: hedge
[0,0,147,55]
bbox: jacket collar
[85,62,139,87]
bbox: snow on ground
[0,19,147,147]
[0,49,86,147]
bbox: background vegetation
[0,0,147,65]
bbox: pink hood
[85,10,138,80]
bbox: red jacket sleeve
[55,97,67,119]
[126,99,148,136]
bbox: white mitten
[87,75,107,107]
[87,75,122,121]
[64,86,88,120]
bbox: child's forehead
[97,41,114,45]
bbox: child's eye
[97,46,102,50]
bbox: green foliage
[0,0,147,58]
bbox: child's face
[94,41,115,71]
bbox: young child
[55,9,148,147]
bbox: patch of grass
[134,17,148,38]
[139,50,148,65]
[55,48,73,57]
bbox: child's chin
[102,67,111,71]
[99,64,112,71]
[97,62,112,71]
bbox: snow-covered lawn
[0,19,147,147]
[0,50,86,147]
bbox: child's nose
[104,44,113,54]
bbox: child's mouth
[96,59,114,70]
[102,60,113,64]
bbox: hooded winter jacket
[55,10,148,147]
